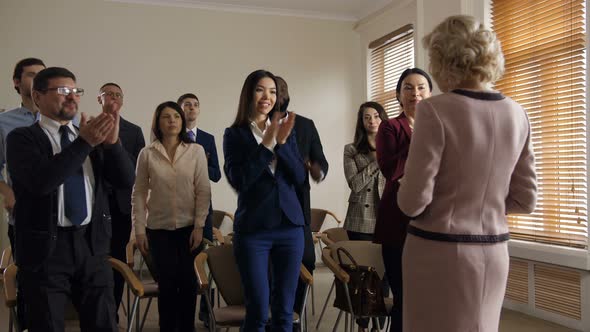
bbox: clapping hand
[262,111,296,148]
[78,112,114,147]
[102,102,121,145]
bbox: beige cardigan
[398,90,537,238]
[132,141,211,235]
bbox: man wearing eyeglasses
[6,67,135,331]
[98,82,145,325]
[177,93,220,328]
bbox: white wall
[0,0,363,240]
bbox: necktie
[187,130,196,142]
[60,126,87,225]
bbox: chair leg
[333,310,343,332]
[344,312,349,332]
[205,291,216,332]
[304,305,308,332]
[126,286,131,319]
[139,297,153,331]
[316,279,335,330]
[136,299,140,332]
[300,285,310,332]
[8,309,13,332]
[311,283,315,315]
[120,284,128,318]
[127,297,140,332]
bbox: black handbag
[333,247,387,317]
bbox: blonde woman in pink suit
[397,15,537,332]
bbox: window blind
[369,24,414,118]
[492,0,587,248]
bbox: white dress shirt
[249,118,277,174]
[39,115,95,227]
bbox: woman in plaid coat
[342,102,388,331]
[343,101,387,240]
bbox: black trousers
[293,223,315,315]
[382,245,403,332]
[18,226,117,332]
[199,211,214,320]
[108,196,132,323]
[147,226,201,332]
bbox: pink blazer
[398,90,537,240]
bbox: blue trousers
[233,225,304,332]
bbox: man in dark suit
[178,93,221,326]
[275,76,329,316]
[7,67,135,331]
[98,82,145,323]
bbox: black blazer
[110,116,145,215]
[195,128,221,183]
[292,114,329,225]
[223,125,305,233]
[6,123,135,271]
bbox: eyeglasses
[43,87,85,97]
[101,91,124,99]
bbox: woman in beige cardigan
[132,101,211,331]
[397,15,537,332]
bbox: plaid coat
[342,143,385,234]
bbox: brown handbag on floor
[333,247,387,317]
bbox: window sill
[508,240,590,271]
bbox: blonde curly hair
[423,15,505,92]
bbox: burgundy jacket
[373,113,412,247]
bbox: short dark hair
[13,58,45,94]
[275,76,290,112]
[396,68,433,107]
[177,93,199,105]
[151,101,191,143]
[33,67,76,93]
[353,101,388,154]
[99,82,122,92]
[232,70,281,127]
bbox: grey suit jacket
[342,143,385,234]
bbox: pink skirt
[402,233,509,332]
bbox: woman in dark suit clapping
[223,69,305,331]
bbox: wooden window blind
[492,0,587,248]
[534,264,581,319]
[369,24,414,118]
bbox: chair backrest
[3,263,17,308]
[211,210,234,229]
[310,209,328,232]
[205,244,244,306]
[310,208,341,233]
[0,246,12,274]
[322,227,349,245]
[330,241,385,279]
[126,239,159,282]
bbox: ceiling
[111,0,394,21]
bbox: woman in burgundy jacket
[374,68,432,332]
